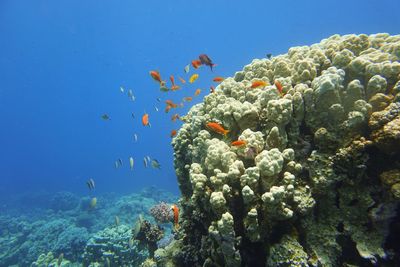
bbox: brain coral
[165,33,400,267]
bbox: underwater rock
[168,33,400,267]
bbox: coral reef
[165,33,400,266]
[82,225,145,266]
[150,202,174,224]
[0,187,177,266]
[133,218,165,258]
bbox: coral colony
[158,33,400,266]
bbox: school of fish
[96,53,281,231]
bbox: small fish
[210,86,215,93]
[184,96,192,102]
[194,88,201,96]
[128,238,134,248]
[128,89,135,101]
[213,77,224,82]
[57,253,64,267]
[142,113,150,126]
[90,197,97,208]
[115,161,119,169]
[146,156,151,162]
[155,106,159,112]
[133,134,138,142]
[151,159,161,169]
[170,75,175,86]
[86,178,95,190]
[191,59,202,69]
[118,158,123,167]
[132,214,144,238]
[178,76,186,84]
[171,204,180,230]
[165,105,171,113]
[131,113,135,119]
[166,100,178,108]
[171,130,177,137]
[206,122,229,136]
[199,54,216,71]
[150,70,163,83]
[231,140,247,147]
[101,114,110,120]
[171,85,181,91]
[120,86,125,93]
[266,53,272,59]
[157,97,161,102]
[250,80,268,89]
[189,74,199,84]
[171,114,180,122]
[184,64,190,73]
[274,80,284,95]
[143,157,148,168]
[129,157,134,170]
[115,215,120,226]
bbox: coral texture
[165,33,400,266]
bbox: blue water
[0,0,399,198]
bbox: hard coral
[150,202,174,224]
[167,33,400,267]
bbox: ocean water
[0,0,399,266]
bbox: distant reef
[0,187,177,266]
[155,33,400,266]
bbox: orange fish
[206,122,229,136]
[170,130,177,137]
[231,140,247,147]
[184,97,192,102]
[171,204,180,230]
[274,80,283,95]
[191,59,202,69]
[250,80,268,89]
[142,113,149,126]
[178,76,186,84]
[194,88,201,96]
[171,85,181,91]
[171,114,180,122]
[213,77,224,82]
[165,105,171,113]
[170,75,175,86]
[166,100,178,108]
[150,70,162,83]
[210,86,215,93]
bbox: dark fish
[118,158,123,166]
[101,114,110,120]
[266,53,272,59]
[86,178,95,190]
[199,54,216,71]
